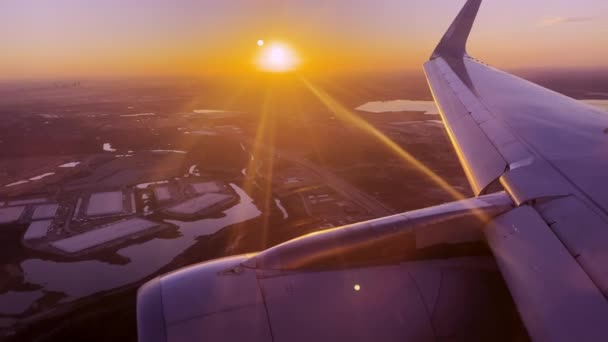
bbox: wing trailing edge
[431,0,482,59]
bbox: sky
[1,0,607,79]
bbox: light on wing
[138,0,608,341]
[425,0,608,341]
[137,193,520,341]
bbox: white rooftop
[59,162,80,168]
[167,193,232,215]
[32,204,59,220]
[103,143,116,152]
[0,207,25,224]
[191,182,221,194]
[24,220,52,240]
[51,218,159,253]
[154,186,172,202]
[136,180,169,189]
[8,198,47,206]
[86,191,124,216]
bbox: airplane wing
[424,0,608,340]
[136,1,608,341]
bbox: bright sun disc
[256,42,299,72]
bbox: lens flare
[300,78,494,222]
[301,78,467,200]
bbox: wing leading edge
[425,1,608,341]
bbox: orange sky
[1,0,607,79]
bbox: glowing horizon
[255,42,300,73]
[1,0,607,79]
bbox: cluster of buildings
[0,180,238,257]
[152,181,237,219]
[0,198,61,242]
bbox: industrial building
[153,186,173,203]
[190,182,221,194]
[0,206,25,225]
[85,191,124,216]
[51,218,160,254]
[31,204,59,220]
[24,220,52,240]
[165,193,235,218]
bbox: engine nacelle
[137,192,524,341]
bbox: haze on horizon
[1,0,607,79]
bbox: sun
[256,42,299,72]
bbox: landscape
[1,69,607,340]
[3,0,608,340]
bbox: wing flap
[538,197,608,296]
[486,206,608,342]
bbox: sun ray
[242,90,272,193]
[291,85,327,168]
[299,77,492,222]
[239,83,284,247]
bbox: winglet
[431,0,482,59]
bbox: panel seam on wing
[425,59,509,195]
[433,57,529,166]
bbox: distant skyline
[1,0,607,78]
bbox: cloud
[538,16,594,27]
